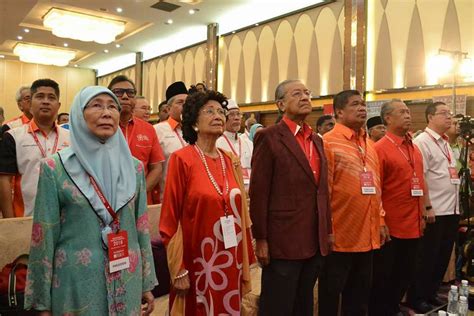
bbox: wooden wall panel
[0,60,95,121]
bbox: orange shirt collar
[21,114,31,124]
[28,120,57,135]
[167,117,180,130]
[333,122,366,141]
[385,131,412,146]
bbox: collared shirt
[323,123,384,252]
[5,114,30,130]
[154,117,187,191]
[414,127,459,216]
[120,116,164,175]
[216,130,254,184]
[281,116,320,183]
[0,120,70,216]
[375,132,424,238]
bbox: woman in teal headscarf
[249,123,264,142]
[25,86,157,316]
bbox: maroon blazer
[249,120,332,259]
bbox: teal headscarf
[249,123,263,142]
[58,86,136,225]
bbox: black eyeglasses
[112,88,136,98]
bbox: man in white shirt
[216,99,253,185]
[408,101,459,313]
[0,79,69,217]
[154,81,189,195]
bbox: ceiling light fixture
[63,43,68,47]
[104,49,109,53]
[14,43,76,66]
[165,19,173,25]
[17,36,23,40]
[189,9,198,14]
[115,44,121,48]
[0,55,5,58]
[24,29,30,33]
[116,7,123,13]
[43,8,126,44]
[74,64,78,67]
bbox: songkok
[166,81,188,102]
[367,116,383,129]
[226,99,239,111]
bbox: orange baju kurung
[160,145,254,315]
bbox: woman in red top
[159,90,255,315]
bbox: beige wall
[97,66,136,90]
[218,1,344,103]
[142,43,207,112]
[0,60,95,121]
[366,0,474,91]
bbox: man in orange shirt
[369,99,425,315]
[108,76,164,202]
[1,86,32,134]
[319,90,389,316]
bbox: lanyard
[425,130,451,164]
[174,128,186,148]
[123,121,135,147]
[351,134,368,171]
[385,135,416,173]
[89,176,119,226]
[300,130,318,177]
[29,123,59,158]
[223,134,241,158]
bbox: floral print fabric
[25,155,157,315]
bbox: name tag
[448,167,460,184]
[360,171,376,195]
[220,215,238,249]
[107,230,130,273]
[411,177,424,196]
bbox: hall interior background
[1,0,472,133]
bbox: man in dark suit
[250,79,333,316]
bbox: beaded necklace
[194,144,229,215]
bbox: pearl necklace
[194,144,229,200]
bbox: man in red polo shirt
[108,76,164,202]
[369,99,425,315]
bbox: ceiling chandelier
[14,43,76,66]
[43,8,126,44]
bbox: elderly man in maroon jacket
[250,79,333,316]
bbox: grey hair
[167,95,176,106]
[15,86,30,102]
[380,98,403,125]
[274,79,301,101]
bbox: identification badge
[360,171,376,195]
[107,230,130,273]
[448,167,460,184]
[220,215,238,249]
[411,177,424,196]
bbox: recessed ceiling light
[17,36,23,40]
[189,9,196,14]
[232,31,236,34]
[116,7,123,13]
[0,55,5,58]
[104,49,109,53]
[255,23,259,26]
[74,64,78,67]
[63,43,68,47]
[24,28,30,33]
[115,44,121,48]
[165,19,173,25]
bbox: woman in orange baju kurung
[159,90,254,316]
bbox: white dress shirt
[414,127,459,216]
[216,131,253,184]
